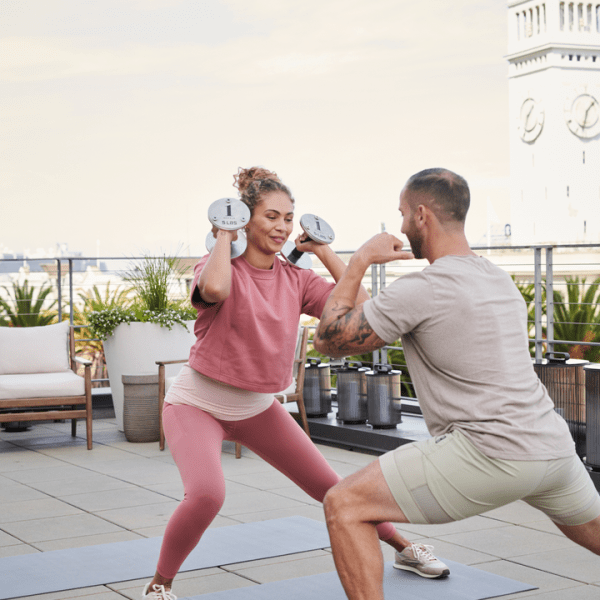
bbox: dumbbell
[205,197,251,258]
[280,214,335,269]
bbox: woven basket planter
[122,373,160,443]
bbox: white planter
[103,320,196,431]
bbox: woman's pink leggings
[157,401,396,579]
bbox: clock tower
[507,1,600,245]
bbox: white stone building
[507,1,600,245]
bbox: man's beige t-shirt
[363,255,575,461]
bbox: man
[313,168,600,600]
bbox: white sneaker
[142,582,177,599]
[394,543,450,578]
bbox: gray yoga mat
[0,516,330,600]
[181,560,537,600]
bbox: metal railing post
[534,247,544,362]
[68,259,74,326]
[546,247,554,355]
[57,259,62,323]
[379,264,388,365]
[371,264,380,365]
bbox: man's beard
[406,222,423,259]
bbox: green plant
[86,255,196,340]
[124,254,182,313]
[78,283,132,312]
[68,284,133,383]
[552,276,600,363]
[0,280,57,327]
[512,276,539,358]
[512,276,536,331]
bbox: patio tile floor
[1,417,600,599]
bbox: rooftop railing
[1,244,600,399]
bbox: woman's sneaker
[142,582,177,599]
[394,543,450,578]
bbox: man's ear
[415,204,427,227]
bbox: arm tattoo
[319,301,380,354]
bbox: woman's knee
[184,484,226,517]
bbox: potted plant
[87,254,197,431]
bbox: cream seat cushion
[0,372,85,400]
[0,321,70,375]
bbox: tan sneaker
[142,582,177,599]
[394,543,450,578]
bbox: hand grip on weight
[206,197,251,258]
[281,214,335,269]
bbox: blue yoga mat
[0,516,330,600]
[181,560,537,600]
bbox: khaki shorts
[379,429,600,527]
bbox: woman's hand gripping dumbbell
[205,198,251,258]
[280,214,335,269]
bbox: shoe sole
[393,563,450,579]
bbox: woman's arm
[196,229,237,303]
[298,237,370,304]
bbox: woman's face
[246,191,294,255]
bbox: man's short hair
[405,168,470,223]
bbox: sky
[1,0,510,259]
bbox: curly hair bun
[233,167,281,193]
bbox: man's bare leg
[323,460,410,600]
[554,514,600,554]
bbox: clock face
[518,98,544,142]
[564,91,600,138]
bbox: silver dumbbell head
[208,197,251,231]
[205,231,247,258]
[281,214,335,269]
[280,240,312,269]
[300,214,335,244]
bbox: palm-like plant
[552,276,600,362]
[512,276,539,358]
[0,280,57,327]
[78,284,132,313]
[512,276,536,333]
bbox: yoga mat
[181,560,537,600]
[0,516,330,600]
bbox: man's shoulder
[430,255,508,278]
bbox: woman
[143,167,448,599]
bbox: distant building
[507,0,600,245]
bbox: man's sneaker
[394,543,450,579]
[142,582,177,599]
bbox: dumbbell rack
[304,395,430,455]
